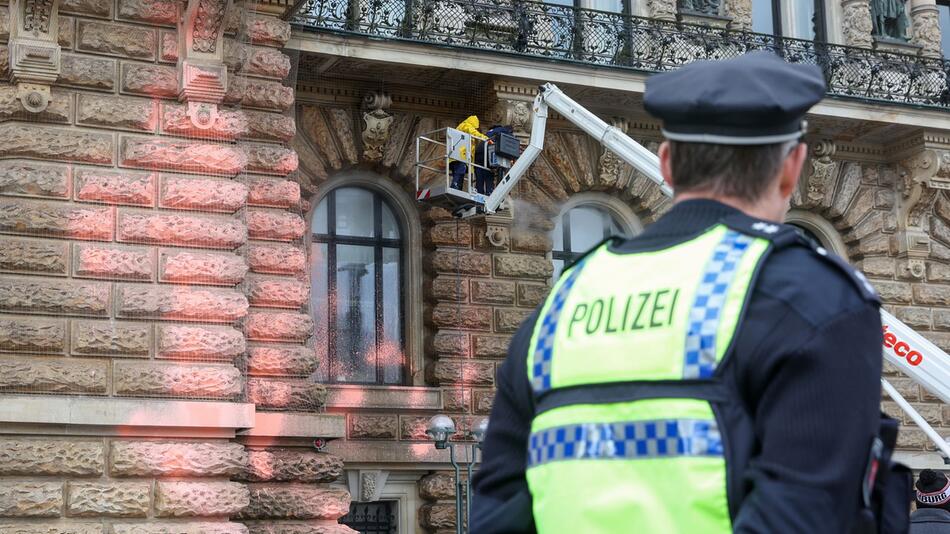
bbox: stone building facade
[1,0,950,531]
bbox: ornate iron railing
[291,0,950,109]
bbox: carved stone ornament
[345,470,389,503]
[841,0,875,48]
[895,148,948,276]
[492,99,532,137]
[910,4,942,58]
[599,117,629,187]
[8,0,62,113]
[361,91,393,162]
[805,140,837,207]
[192,0,227,53]
[178,0,231,124]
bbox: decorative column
[7,0,62,113]
[177,0,232,130]
[841,0,875,47]
[910,0,943,58]
[723,0,753,30]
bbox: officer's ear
[778,142,808,199]
[659,141,674,191]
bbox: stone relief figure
[870,0,909,40]
[678,0,721,16]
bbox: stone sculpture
[871,0,909,40]
[678,0,720,16]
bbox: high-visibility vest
[526,222,774,533]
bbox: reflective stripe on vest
[525,224,770,534]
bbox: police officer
[471,52,887,533]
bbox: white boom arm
[483,82,950,457]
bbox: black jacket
[911,508,950,534]
[471,199,883,534]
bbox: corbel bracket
[8,0,62,113]
[177,0,232,130]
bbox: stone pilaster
[841,0,875,47]
[910,0,943,58]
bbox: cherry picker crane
[416,82,950,458]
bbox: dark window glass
[756,0,825,39]
[311,187,405,385]
[752,0,775,33]
[551,205,629,280]
[939,1,950,57]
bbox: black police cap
[644,51,827,145]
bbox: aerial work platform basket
[415,127,494,215]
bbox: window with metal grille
[551,202,636,280]
[340,501,398,534]
[311,186,406,385]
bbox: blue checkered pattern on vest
[683,230,754,379]
[531,259,589,394]
[528,419,723,467]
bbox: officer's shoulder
[722,214,879,317]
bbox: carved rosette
[841,0,874,48]
[361,91,393,162]
[8,0,62,113]
[910,4,942,58]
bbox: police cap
[643,51,827,145]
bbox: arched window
[311,186,405,385]
[785,209,848,258]
[752,0,827,40]
[550,194,641,280]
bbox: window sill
[324,385,443,410]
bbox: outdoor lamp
[472,417,489,445]
[426,414,456,449]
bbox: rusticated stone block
[75,169,156,206]
[116,284,249,321]
[247,345,318,376]
[0,87,70,124]
[122,63,177,98]
[245,312,313,342]
[0,237,68,275]
[914,284,950,306]
[474,389,495,414]
[0,124,113,165]
[0,10,9,41]
[245,15,291,47]
[400,416,430,441]
[419,473,455,500]
[0,440,103,476]
[0,200,113,240]
[442,388,470,412]
[0,277,110,316]
[0,160,70,198]
[158,324,245,360]
[78,94,156,132]
[117,210,246,249]
[495,308,531,333]
[160,249,247,285]
[518,283,548,307]
[72,319,151,357]
[472,334,509,358]
[247,178,300,208]
[429,305,492,331]
[243,522,356,534]
[872,280,913,304]
[155,481,249,518]
[244,111,295,142]
[471,280,515,304]
[67,483,149,517]
[161,104,249,140]
[159,31,177,62]
[0,357,108,393]
[61,0,113,17]
[114,361,243,399]
[0,316,65,353]
[429,360,494,386]
[122,137,247,176]
[432,331,468,356]
[247,378,327,411]
[60,53,116,91]
[494,254,553,279]
[226,79,294,111]
[111,441,246,477]
[241,450,343,483]
[348,415,398,440]
[0,46,7,79]
[59,17,76,48]
[74,243,153,280]
[420,503,456,530]
[246,276,308,309]
[240,485,349,520]
[117,0,179,25]
[426,251,491,276]
[113,524,248,534]
[427,277,467,302]
[245,145,298,176]
[160,175,247,213]
[247,245,305,275]
[427,223,472,247]
[78,20,155,59]
[511,229,551,254]
[0,523,103,534]
[0,482,62,517]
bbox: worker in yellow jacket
[450,115,489,190]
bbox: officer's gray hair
[668,139,801,202]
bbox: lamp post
[426,414,489,534]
